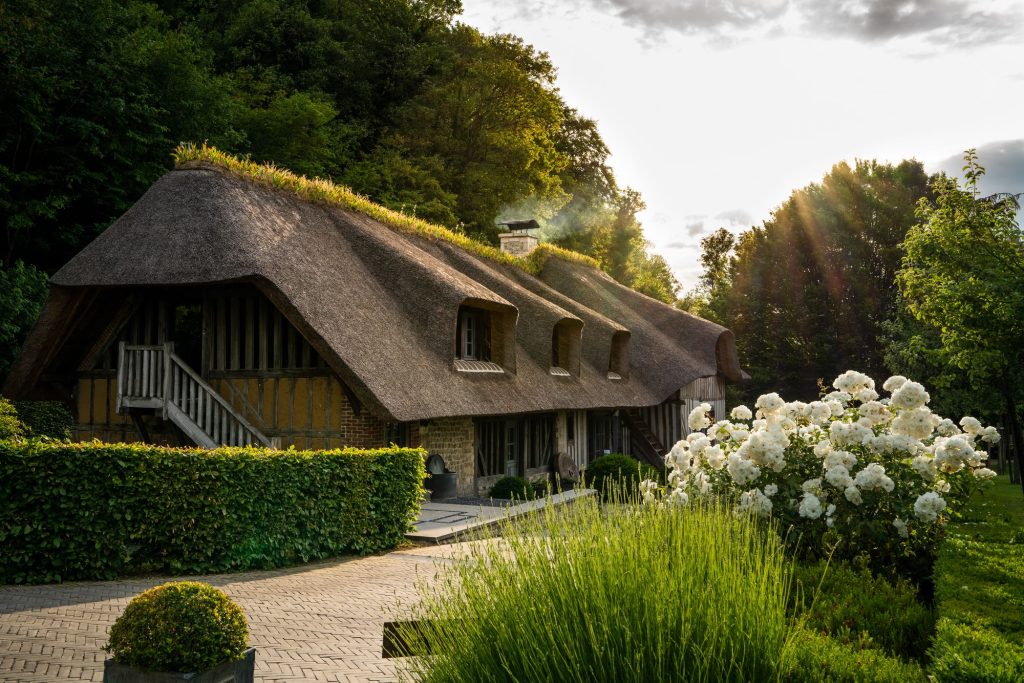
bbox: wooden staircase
[621,408,667,470]
[117,342,273,448]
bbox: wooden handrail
[116,342,273,448]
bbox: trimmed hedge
[12,400,73,439]
[928,476,1024,682]
[0,440,425,584]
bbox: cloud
[594,0,787,36]
[575,0,1021,47]
[665,241,691,249]
[933,140,1024,195]
[685,220,707,236]
[800,0,1023,47]
[714,209,754,226]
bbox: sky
[460,0,1024,289]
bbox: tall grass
[398,494,793,682]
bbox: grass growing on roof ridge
[173,142,599,275]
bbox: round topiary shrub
[584,453,660,500]
[105,581,248,673]
[490,476,535,500]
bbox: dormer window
[455,303,514,374]
[608,330,630,380]
[457,308,490,361]
[550,318,582,378]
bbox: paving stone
[0,546,467,682]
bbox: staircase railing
[621,408,667,470]
[117,342,273,448]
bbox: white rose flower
[798,492,824,519]
[959,416,982,435]
[934,479,951,493]
[853,463,894,492]
[856,388,879,403]
[802,478,822,493]
[755,393,785,415]
[936,418,960,437]
[737,488,773,518]
[824,391,852,405]
[808,401,832,425]
[912,455,937,481]
[913,491,946,522]
[704,445,726,471]
[667,488,690,506]
[764,483,779,497]
[727,453,761,486]
[688,403,713,432]
[891,381,930,410]
[981,425,1001,445]
[891,406,934,440]
[882,375,908,392]
[973,467,997,480]
[730,405,753,421]
[844,485,863,505]
[825,464,854,489]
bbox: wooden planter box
[103,647,255,682]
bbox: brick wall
[418,417,475,497]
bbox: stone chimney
[497,219,539,256]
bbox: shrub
[106,581,248,672]
[399,498,793,682]
[0,441,424,583]
[489,476,535,500]
[584,453,659,499]
[928,476,1024,682]
[0,397,25,439]
[654,371,999,577]
[12,401,73,439]
[790,560,934,660]
[782,628,927,682]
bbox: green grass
[173,142,599,276]
[399,497,794,682]
[928,475,1024,682]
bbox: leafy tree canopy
[1,0,673,297]
[691,159,931,401]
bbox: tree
[696,160,931,401]
[897,150,1024,489]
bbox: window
[475,414,555,477]
[608,331,630,379]
[550,318,582,377]
[456,307,491,361]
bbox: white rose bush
[646,371,999,574]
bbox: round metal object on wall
[425,453,447,475]
[557,452,579,482]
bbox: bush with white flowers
[648,371,999,573]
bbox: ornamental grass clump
[399,494,792,682]
[646,371,999,577]
[105,581,248,673]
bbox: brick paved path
[0,545,460,682]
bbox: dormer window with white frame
[455,304,510,374]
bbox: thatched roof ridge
[10,158,744,420]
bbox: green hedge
[928,476,1024,682]
[0,440,425,584]
[12,400,74,439]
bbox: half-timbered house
[4,158,745,496]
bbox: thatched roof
[7,163,744,421]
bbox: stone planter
[103,648,255,682]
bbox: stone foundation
[418,417,475,497]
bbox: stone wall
[418,417,476,497]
